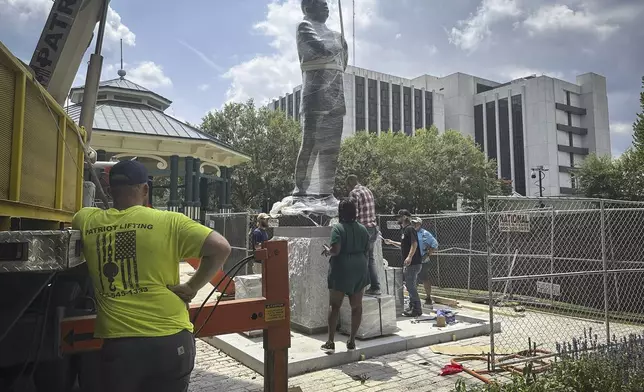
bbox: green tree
[632,76,644,152]
[575,154,625,199]
[577,76,644,201]
[200,100,301,211]
[335,127,504,213]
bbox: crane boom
[29,0,107,106]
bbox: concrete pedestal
[339,295,397,340]
[274,226,332,334]
[384,267,404,314]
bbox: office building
[269,66,611,197]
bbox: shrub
[453,333,644,392]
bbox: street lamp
[530,166,549,198]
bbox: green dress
[327,221,370,295]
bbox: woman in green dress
[321,198,370,353]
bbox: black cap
[109,160,148,187]
[397,209,411,217]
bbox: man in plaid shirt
[346,175,381,295]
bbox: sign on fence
[268,218,280,228]
[498,213,531,233]
[386,221,399,230]
[536,281,561,297]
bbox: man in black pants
[385,209,422,317]
[73,160,231,391]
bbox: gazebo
[66,70,249,220]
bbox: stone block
[274,231,331,334]
[339,295,397,340]
[371,236,387,291]
[384,267,404,314]
[234,274,263,299]
[234,274,263,337]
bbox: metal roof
[70,78,172,104]
[98,78,152,92]
[65,103,237,151]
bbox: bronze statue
[271,0,348,217]
[293,0,348,198]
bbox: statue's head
[302,0,329,23]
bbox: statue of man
[292,0,348,198]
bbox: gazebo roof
[67,71,250,169]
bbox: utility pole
[531,165,549,197]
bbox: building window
[392,84,401,132]
[403,86,412,135]
[380,82,389,131]
[425,91,433,128]
[477,83,495,94]
[287,94,293,118]
[486,101,497,162]
[368,79,377,133]
[295,90,301,122]
[498,98,511,180]
[474,104,484,151]
[512,95,526,196]
[355,76,366,131]
[414,89,422,129]
[97,94,107,100]
[280,97,286,112]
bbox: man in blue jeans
[347,175,381,295]
[412,217,438,307]
[385,209,422,317]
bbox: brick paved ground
[189,337,486,392]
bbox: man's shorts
[419,262,431,282]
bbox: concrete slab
[204,309,500,377]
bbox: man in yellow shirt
[72,160,231,392]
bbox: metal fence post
[485,196,496,370]
[245,212,251,274]
[467,214,473,296]
[435,216,440,288]
[550,205,555,306]
[600,199,610,344]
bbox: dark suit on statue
[293,17,348,197]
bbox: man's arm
[186,231,231,293]
[405,228,418,266]
[169,215,231,302]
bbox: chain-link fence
[205,212,251,272]
[378,213,488,297]
[486,196,644,367]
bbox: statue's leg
[293,113,317,196]
[317,113,344,197]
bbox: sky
[1,0,643,156]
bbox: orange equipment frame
[57,240,291,392]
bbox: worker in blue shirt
[411,217,438,307]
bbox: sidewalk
[189,337,485,392]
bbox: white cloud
[448,0,521,52]
[395,33,402,39]
[611,122,633,135]
[523,4,617,39]
[126,61,172,89]
[103,7,136,48]
[198,84,210,91]
[0,0,135,49]
[222,0,386,106]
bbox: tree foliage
[335,128,506,213]
[199,100,301,211]
[576,76,644,201]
